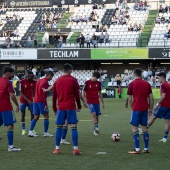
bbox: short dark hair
[157,72,166,79]
[133,68,142,77]
[93,71,100,79]
[63,63,73,73]
[3,66,14,74]
[46,71,54,76]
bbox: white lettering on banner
[15,1,50,7]
[0,49,37,59]
[50,51,79,58]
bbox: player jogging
[82,71,105,136]
[20,71,36,135]
[28,71,54,137]
[148,72,170,142]
[52,63,82,155]
[127,68,153,154]
[0,66,21,151]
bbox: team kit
[0,64,170,155]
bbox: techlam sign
[38,49,91,60]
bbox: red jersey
[52,75,81,111]
[83,79,101,104]
[0,77,15,112]
[20,79,36,103]
[34,78,49,106]
[159,81,170,108]
[127,78,152,111]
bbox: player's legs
[20,103,26,135]
[43,113,53,137]
[128,111,140,154]
[148,114,157,128]
[159,119,170,142]
[140,111,150,153]
[67,110,81,155]
[61,121,70,144]
[28,103,40,137]
[1,111,21,151]
[53,110,66,154]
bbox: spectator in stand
[104,31,110,43]
[161,14,165,23]
[92,33,98,48]
[110,75,115,86]
[34,37,37,48]
[102,2,106,9]
[14,29,19,38]
[128,24,133,31]
[27,36,32,47]
[99,31,105,43]
[85,33,91,48]
[115,0,120,10]
[116,74,122,86]
[93,3,98,9]
[144,0,148,7]
[79,34,85,48]
[142,70,148,81]
[124,73,129,86]
[39,21,45,31]
[121,0,127,9]
[151,73,156,89]
[148,68,152,78]
[57,35,63,48]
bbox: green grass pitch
[0,98,170,170]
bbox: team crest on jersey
[89,85,91,88]
[96,84,98,87]
[25,85,27,88]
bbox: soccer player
[148,72,170,142]
[82,71,105,136]
[0,66,21,151]
[52,63,82,155]
[20,71,36,135]
[127,68,153,154]
[28,71,54,137]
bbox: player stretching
[28,71,54,137]
[148,72,170,142]
[20,71,36,135]
[53,63,82,155]
[0,67,21,151]
[82,71,104,136]
[127,68,153,154]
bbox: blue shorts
[153,106,170,119]
[0,110,16,126]
[56,110,78,125]
[130,111,148,126]
[33,102,48,115]
[20,103,33,111]
[88,104,101,116]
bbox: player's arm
[99,91,105,109]
[127,83,133,109]
[148,93,154,116]
[73,79,82,111]
[8,81,19,112]
[43,82,49,109]
[42,85,53,92]
[128,95,133,109]
[79,91,88,108]
[125,97,128,108]
[52,83,57,115]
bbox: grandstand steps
[67,32,81,43]
[137,10,157,47]
[58,12,72,28]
